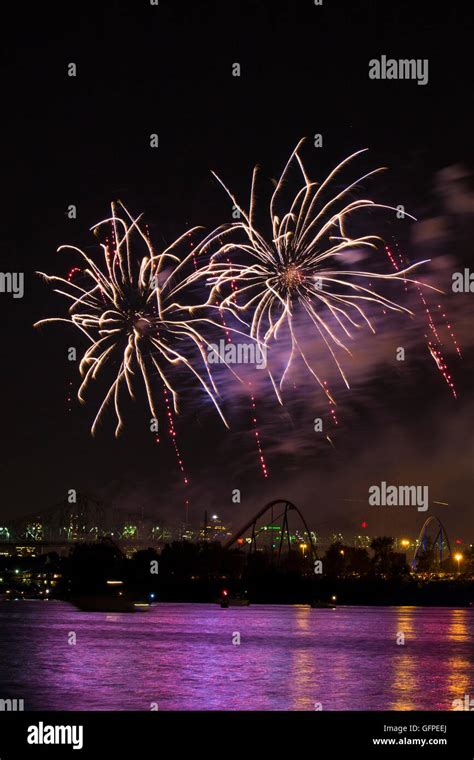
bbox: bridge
[0,493,166,553]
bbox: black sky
[1,1,473,542]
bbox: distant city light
[454,553,463,574]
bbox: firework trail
[214,286,269,478]
[197,140,439,403]
[386,240,460,398]
[35,202,241,436]
[177,226,271,478]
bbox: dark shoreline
[48,577,474,609]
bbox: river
[0,602,472,710]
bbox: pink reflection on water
[0,602,472,710]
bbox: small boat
[220,592,250,608]
[133,602,151,612]
[310,600,337,609]
[71,594,136,613]
[221,598,250,608]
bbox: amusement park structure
[411,515,452,568]
[223,498,317,562]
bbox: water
[0,602,472,710]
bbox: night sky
[2,0,473,542]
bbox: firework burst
[199,140,439,401]
[35,202,236,435]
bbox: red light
[222,590,228,597]
[361,521,367,529]
[455,539,462,545]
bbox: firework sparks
[199,141,439,400]
[386,241,460,398]
[212,288,269,478]
[35,202,236,436]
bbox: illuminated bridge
[0,493,166,553]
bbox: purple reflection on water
[0,602,472,710]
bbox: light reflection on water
[0,602,472,711]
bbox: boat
[220,591,250,608]
[220,598,250,608]
[310,600,337,609]
[133,602,152,612]
[69,577,152,613]
[71,594,136,613]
